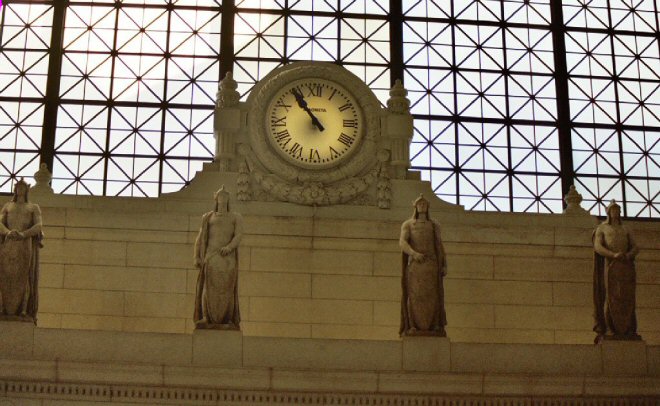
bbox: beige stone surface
[57,361,164,385]
[553,329,596,345]
[122,317,186,334]
[163,366,271,390]
[242,336,401,370]
[638,284,660,307]
[60,314,123,331]
[0,359,57,381]
[39,264,65,288]
[63,265,188,294]
[600,340,648,375]
[271,370,378,392]
[637,261,660,284]
[241,321,311,338]
[239,271,311,298]
[40,288,124,316]
[0,322,34,359]
[192,329,242,367]
[584,376,660,395]
[311,274,398,300]
[18,191,660,346]
[648,346,660,375]
[445,279,553,305]
[126,242,192,269]
[311,324,397,340]
[33,328,192,365]
[124,292,190,318]
[377,371,482,394]
[402,337,450,372]
[443,225,554,245]
[494,257,590,282]
[314,237,398,253]
[65,227,189,244]
[65,209,189,231]
[638,309,660,336]
[448,304,495,328]
[483,375,584,395]
[42,239,127,266]
[450,343,601,375]
[447,254,494,280]
[36,313,62,329]
[552,282,591,306]
[447,327,555,344]
[250,247,374,276]
[494,305,592,330]
[372,251,399,276]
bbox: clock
[265,78,364,169]
[243,62,385,203]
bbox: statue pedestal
[0,319,34,359]
[402,336,450,372]
[192,328,243,367]
[599,339,647,375]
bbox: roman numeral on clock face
[274,129,291,145]
[309,148,320,161]
[338,103,352,112]
[271,116,286,127]
[338,133,354,147]
[305,84,322,97]
[343,119,357,128]
[329,146,340,159]
[275,100,291,112]
[290,142,303,158]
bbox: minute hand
[291,88,325,132]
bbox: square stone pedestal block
[600,340,647,376]
[402,336,450,372]
[192,329,243,367]
[0,320,34,359]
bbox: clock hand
[291,88,325,132]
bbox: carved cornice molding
[1,380,657,406]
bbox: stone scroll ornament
[399,194,447,337]
[592,199,641,343]
[0,178,43,323]
[193,186,243,330]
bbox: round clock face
[265,78,364,169]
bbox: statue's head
[606,199,622,224]
[412,194,430,220]
[12,177,30,202]
[214,185,230,213]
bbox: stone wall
[19,186,659,345]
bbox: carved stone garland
[242,150,380,206]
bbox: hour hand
[291,88,324,131]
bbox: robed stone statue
[0,178,43,323]
[593,200,641,343]
[399,194,447,337]
[193,186,243,330]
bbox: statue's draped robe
[593,223,638,339]
[193,211,241,327]
[400,219,446,335]
[0,202,42,321]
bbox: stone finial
[217,71,240,109]
[32,163,53,193]
[563,185,589,215]
[387,79,410,114]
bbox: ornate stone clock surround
[213,61,415,207]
